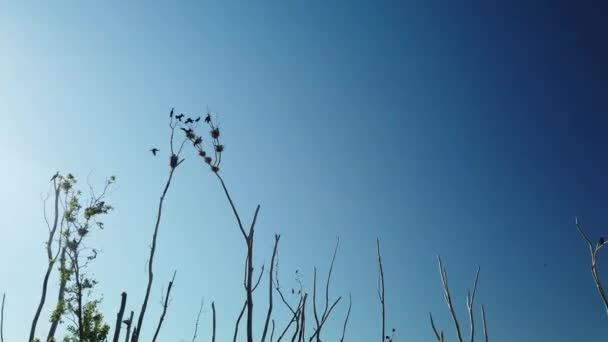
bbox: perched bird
[204,114,211,123]
[175,113,184,121]
[195,116,201,122]
[185,117,194,124]
[150,148,159,156]
[50,171,59,182]
[169,107,174,118]
[600,237,605,246]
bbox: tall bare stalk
[575,217,608,315]
[152,271,177,342]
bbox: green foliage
[63,301,109,342]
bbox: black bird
[175,113,184,121]
[195,116,201,122]
[600,237,605,246]
[185,118,194,124]
[169,107,174,118]
[180,127,193,134]
[150,148,159,156]
[204,114,211,123]
[50,171,59,182]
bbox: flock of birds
[149,109,212,156]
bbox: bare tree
[575,217,608,315]
[430,256,487,342]
[152,270,177,342]
[113,292,127,342]
[29,175,63,342]
[261,235,281,342]
[132,114,186,342]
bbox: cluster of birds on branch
[149,108,212,156]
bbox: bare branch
[575,217,608,316]
[152,270,177,342]
[339,293,352,342]
[124,311,134,342]
[377,239,386,342]
[191,299,204,342]
[430,312,444,342]
[481,305,488,342]
[467,268,480,342]
[437,255,464,342]
[112,292,128,342]
[1,292,5,342]
[233,300,247,342]
[261,235,281,342]
[212,302,216,342]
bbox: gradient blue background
[1,1,607,341]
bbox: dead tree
[132,113,186,342]
[113,292,128,342]
[29,175,63,342]
[430,255,487,342]
[575,217,608,316]
[152,271,177,342]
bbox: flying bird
[50,172,59,182]
[185,118,194,124]
[204,114,211,123]
[169,108,174,118]
[150,148,159,156]
[175,113,184,121]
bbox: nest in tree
[204,156,212,164]
[210,128,220,139]
[214,144,224,153]
[170,154,179,168]
[77,228,89,237]
[198,150,206,157]
[211,165,220,173]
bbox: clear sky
[1,1,607,341]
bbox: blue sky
[1,1,607,341]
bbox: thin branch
[233,300,247,342]
[261,235,281,342]
[467,268,480,342]
[152,270,177,342]
[481,305,488,342]
[430,313,444,342]
[112,292,128,342]
[339,293,352,342]
[377,239,386,342]
[1,293,5,342]
[575,217,608,316]
[124,311,134,342]
[270,319,276,342]
[191,299,204,342]
[133,148,181,342]
[438,255,464,342]
[212,302,216,342]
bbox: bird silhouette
[600,237,605,246]
[150,148,159,156]
[180,127,193,134]
[175,114,184,121]
[193,137,202,146]
[185,118,194,124]
[204,114,211,123]
[170,108,174,118]
[195,116,201,122]
[50,172,59,182]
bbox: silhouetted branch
[270,319,275,342]
[339,293,352,342]
[437,255,464,342]
[233,300,247,342]
[152,270,177,342]
[311,237,340,341]
[466,268,480,342]
[481,304,488,342]
[261,235,281,342]
[191,299,204,342]
[133,116,184,342]
[430,312,444,342]
[575,217,608,316]
[124,311,134,342]
[112,292,127,342]
[1,292,5,342]
[212,302,216,342]
[377,239,386,342]
[30,178,62,342]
